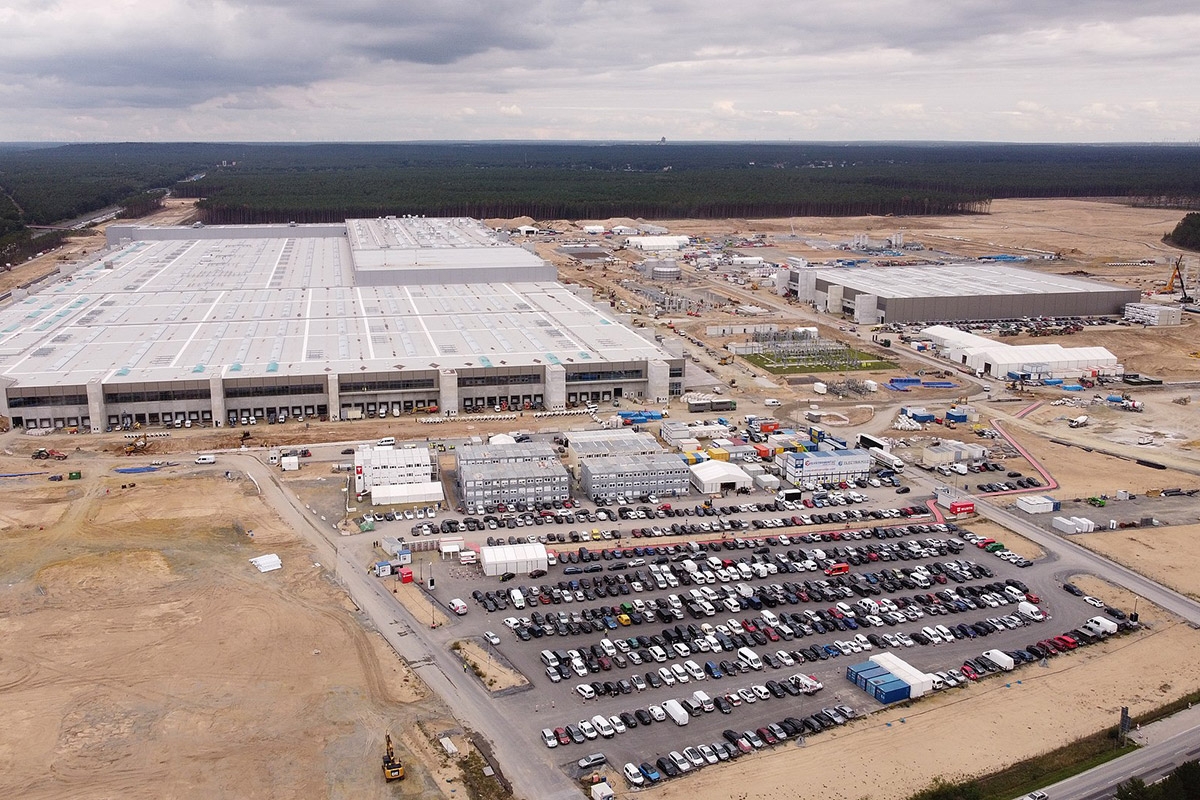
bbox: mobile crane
[382,733,405,782]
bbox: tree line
[1165,212,1200,251]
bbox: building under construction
[748,329,863,371]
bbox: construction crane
[381,733,405,782]
[1163,255,1194,303]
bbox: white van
[764,399,782,408]
[509,588,526,610]
[737,646,763,671]
[194,454,216,464]
[377,436,396,448]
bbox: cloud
[0,1,1196,141]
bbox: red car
[1053,635,1078,651]
[555,727,571,745]
[960,663,979,681]
[1025,593,1041,604]
[763,626,780,642]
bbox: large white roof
[0,220,673,389]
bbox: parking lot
[386,495,1136,788]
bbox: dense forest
[2,141,1200,239]
[1165,212,1200,251]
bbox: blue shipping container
[874,678,911,704]
[858,667,892,690]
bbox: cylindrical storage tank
[652,263,682,280]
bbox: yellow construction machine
[382,733,405,782]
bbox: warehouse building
[783,263,1140,324]
[0,217,682,431]
[626,235,691,252]
[579,454,691,501]
[480,542,548,577]
[778,449,872,485]
[459,460,569,508]
[920,326,1119,379]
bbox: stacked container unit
[1052,516,1079,533]
[873,678,912,704]
[680,451,710,466]
[1016,495,1059,514]
[945,410,968,424]
[754,473,780,491]
[707,447,730,462]
[869,652,934,698]
[754,443,775,460]
[677,438,704,453]
[1070,516,1096,532]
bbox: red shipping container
[949,501,975,515]
[398,567,414,584]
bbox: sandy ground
[0,461,464,800]
[1006,421,1199,498]
[1074,523,1200,601]
[454,640,528,692]
[645,605,1198,800]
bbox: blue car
[639,762,662,783]
[705,660,723,679]
[823,644,842,658]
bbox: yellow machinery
[382,733,405,782]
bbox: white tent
[480,543,548,576]
[371,481,444,505]
[689,460,752,494]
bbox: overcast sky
[2,1,1197,143]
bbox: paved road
[1043,711,1200,799]
[904,467,1200,626]
[230,454,583,800]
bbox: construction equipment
[123,437,149,455]
[1163,255,1195,303]
[382,733,405,782]
[31,448,68,460]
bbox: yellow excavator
[382,733,405,782]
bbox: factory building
[0,218,682,431]
[778,449,872,484]
[626,235,691,252]
[579,454,691,501]
[783,263,1139,324]
[920,326,1119,379]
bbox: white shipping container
[280,455,300,471]
[1052,516,1079,534]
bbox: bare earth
[3,198,1200,799]
[0,460,457,800]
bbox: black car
[656,756,680,779]
[635,708,654,726]
[620,711,639,730]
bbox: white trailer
[982,649,1015,671]
[868,447,905,472]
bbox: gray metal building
[784,264,1140,324]
[579,454,691,501]
[459,461,570,507]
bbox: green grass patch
[742,351,898,374]
[908,730,1135,800]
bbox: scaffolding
[751,329,862,371]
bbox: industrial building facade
[0,218,681,431]
[782,264,1140,324]
[459,461,570,508]
[778,449,872,484]
[579,454,691,501]
[353,446,437,494]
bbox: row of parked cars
[551,689,857,787]
[977,477,1042,492]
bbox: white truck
[1068,415,1089,428]
[868,447,905,472]
[663,699,690,726]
